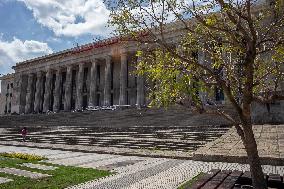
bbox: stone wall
[252,101,284,124]
[0,77,15,114]
[0,92,4,115]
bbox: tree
[108,0,284,188]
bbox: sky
[0,0,113,77]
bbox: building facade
[0,38,148,114]
[0,2,283,123]
[0,35,282,124]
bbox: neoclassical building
[0,38,148,114]
[0,0,283,123]
[0,34,283,124]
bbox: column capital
[36,71,44,77]
[28,73,35,77]
[121,52,127,61]
[105,55,112,63]
[91,58,98,64]
[78,62,85,69]
[121,50,128,56]
[66,65,73,72]
[55,68,62,74]
[45,68,53,79]
[45,66,52,70]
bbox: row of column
[23,54,145,114]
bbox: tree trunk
[242,123,267,189]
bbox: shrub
[0,152,46,161]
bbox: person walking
[21,127,27,142]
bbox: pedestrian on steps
[21,127,27,142]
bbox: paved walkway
[0,145,284,189]
[195,125,284,161]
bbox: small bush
[0,152,46,161]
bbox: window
[192,51,198,62]
[215,87,224,101]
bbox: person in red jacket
[21,127,27,142]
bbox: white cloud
[0,36,53,74]
[0,36,53,93]
[0,37,53,63]
[18,0,112,37]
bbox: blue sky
[0,0,112,76]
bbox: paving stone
[48,154,115,166]
[70,160,184,189]
[0,177,13,184]
[22,163,58,171]
[0,168,50,179]
[80,156,143,169]
[96,160,142,170]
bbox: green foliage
[273,45,284,62]
[205,15,217,26]
[137,49,205,107]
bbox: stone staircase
[0,106,235,128]
[0,106,236,154]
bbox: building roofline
[0,73,15,80]
[12,35,130,69]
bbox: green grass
[177,173,204,189]
[0,156,112,189]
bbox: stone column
[43,69,53,113]
[119,53,128,105]
[89,60,98,107]
[34,72,43,113]
[20,74,28,114]
[136,57,145,108]
[104,56,112,106]
[25,73,35,114]
[53,69,62,112]
[76,63,84,110]
[64,65,72,111]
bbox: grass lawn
[177,173,204,189]
[0,154,112,189]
